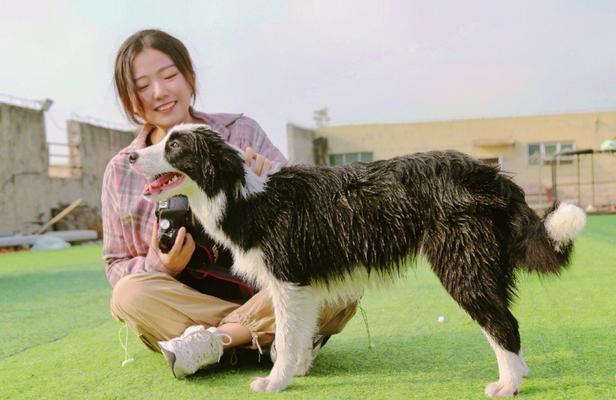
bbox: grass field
[1,215,615,399]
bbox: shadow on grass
[179,325,607,397]
[313,333,492,375]
[182,332,495,387]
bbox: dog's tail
[518,202,586,274]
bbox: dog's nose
[128,152,139,164]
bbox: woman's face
[132,47,194,132]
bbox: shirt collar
[190,108,243,140]
[122,108,243,153]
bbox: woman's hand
[243,147,274,176]
[151,221,195,276]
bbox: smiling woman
[114,31,200,144]
[130,48,199,140]
[101,29,360,384]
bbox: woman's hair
[114,29,197,125]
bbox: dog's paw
[250,377,270,392]
[294,363,311,377]
[294,351,313,376]
[250,377,289,392]
[484,380,520,398]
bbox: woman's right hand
[151,221,196,276]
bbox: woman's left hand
[244,147,274,176]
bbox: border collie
[128,124,586,397]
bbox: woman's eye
[164,74,177,80]
[137,85,149,91]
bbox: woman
[102,29,358,379]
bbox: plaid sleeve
[241,117,288,167]
[101,159,167,287]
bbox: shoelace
[184,329,232,366]
[252,334,264,362]
[213,330,233,347]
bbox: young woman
[102,29,359,379]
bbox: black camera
[155,195,203,253]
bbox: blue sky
[1,0,615,156]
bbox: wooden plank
[36,198,83,235]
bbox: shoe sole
[160,346,182,379]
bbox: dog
[128,124,586,397]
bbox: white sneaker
[158,325,231,379]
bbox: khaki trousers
[110,273,358,353]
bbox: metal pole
[551,158,558,202]
[591,152,596,207]
[576,154,581,206]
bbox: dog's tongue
[143,172,181,195]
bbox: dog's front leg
[250,283,319,392]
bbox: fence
[551,149,616,211]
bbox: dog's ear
[212,139,247,191]
[193,125,214,136]
[192,128,246,195]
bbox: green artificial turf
[1,216,615,399]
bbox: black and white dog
[128,124,586,397]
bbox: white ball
[437,315,446,323]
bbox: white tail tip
[545,203,586,249]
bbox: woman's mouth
[155,101,177,113]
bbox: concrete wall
[286,123,316,164]
[0,101,136,235]
[0,103,50,235]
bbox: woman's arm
[101,159,167,287]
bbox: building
[287,111,616,211]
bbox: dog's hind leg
[481,324,527,397]
[441,273,525,397]
[250,282,320,392]
[424,224,526,397]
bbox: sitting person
[102,28,360,378]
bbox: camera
[155,195,203,253]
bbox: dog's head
[129,124,246,202]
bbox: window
[528,142,575,166]
[330,154,344,165]
[329,152,374,165]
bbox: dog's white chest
[230,248,274,289]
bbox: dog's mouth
[143,172,186,197]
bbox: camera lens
[160,219,171,230]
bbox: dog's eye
[169,140,180,149]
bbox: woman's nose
[152,80,168,99]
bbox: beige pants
[110,273,358,353]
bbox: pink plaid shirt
[101,110,287,287]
